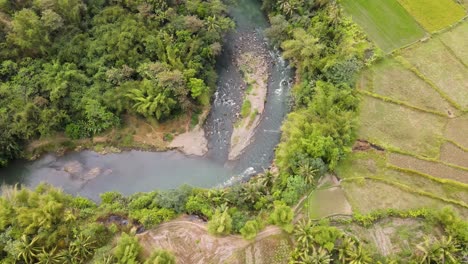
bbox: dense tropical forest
[0,0,233,166]
[0,0,467,263]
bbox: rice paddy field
[340,0,425,53]
[334,19,468,219]
[341,0,466,53]
[396,0,465,32]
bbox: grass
[358,96,446,158]
[340,0,426,53]
[336,151,468,203]
[444,114,468,149]
[401,38,468,110]
[360,58,455,115]
[396,0,465,32]
[440,142,468,168]
[308,187,352,219]
[387,153,468,184]
[241,99,251,118]
[341,179,457,214]
[439,21,468,68]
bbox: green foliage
[0,184,110,263]
[207,208,232,236]
[240,220,261,240]
[185,194,214,218]
[241,99,252,118]
[0,0,233,166]
[144,249,176,264]
[113,233,142,264]
[269,202,294,233]
[129,208,175,228]
[280,175,306,205]
[277,81,359,173]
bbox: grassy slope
[341,0,425,53]
[397,0,465,32]
[336,20,468,219]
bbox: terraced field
[341,0,425,53]
[342,0,466,52]
[336,21,468,218]
[396,0,465,32]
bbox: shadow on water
[0,0,293,200]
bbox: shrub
[269,202,294,233]
[241,99,251,118]
[207,209,232,236]
[144,249,176,264]
[240,220,261,240]
[113,233,142,264]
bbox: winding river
[0,0,293,200]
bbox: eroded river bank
[0,0,293,199]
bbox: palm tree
[34,247,61,264]
[241,183,262,206]
[57,249,79,264]
[417,236,460,264]
[346,243,372,264]
[69,233,96,262]
[257,170,276,191]
[297,159,318,186]
[337,237,355,264]
[294,246,332,264]
[281,28,324,75]
[205,16,220,33]
[294,219,315,249]
[16,235,40,264]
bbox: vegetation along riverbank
[0,0,467,263]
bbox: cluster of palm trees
[290,219,373,264]
[416,236,462,264]
[11,230,96,264]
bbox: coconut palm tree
[346,243,372,264]
[257,170,276,191]
[69,233,96,262]
[337,237,355,264]
[297,159,318,186]
[34,247,61,264]
[417,236,460,264]
[294,219,315,249]
[241,183,262,206]
[16,235,40,264]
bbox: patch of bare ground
[229,45,269,160]
[387,153,468,184]
[169,110,210,156]
[440,142,468,168]
[137,216,289,264]
[444,114,468,149]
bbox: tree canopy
[0,0,233,166]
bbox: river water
[0,0,293,200]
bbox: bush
[185,194,213,218]
[144,249,176,264]
[65,123,86,139]
[240,220,261,240]
[269,202,294,233]
[207,209,232,236]
[113,233,142,264]
[129,208,175,228]
[241,99,251,118]
[156,185,193,213]
[230,208,249,233]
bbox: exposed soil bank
[169,125,208,156]
[138,215,290,264]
